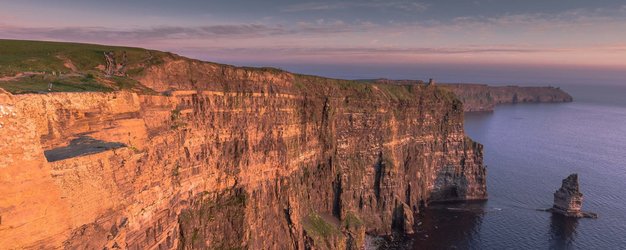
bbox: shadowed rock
[392,202,415,234]
[43,136,126,162]
[548,174,597,219]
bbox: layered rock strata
[0,56,487,249]
[369,80,573,112]
[549,174,597,219]
[442,84,573,112]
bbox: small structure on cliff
[428,78,436,86]
[549,174,597,218]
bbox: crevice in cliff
[319,97,335,152]
[373,152,386,202]
[332,173,343,219]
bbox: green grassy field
[0,40,436,98]
[0,39,166,94]
[0,75,113,94]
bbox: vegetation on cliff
[0,39,487,249]
[442,83,573,112]
[0,39,166,93]
[0,40,460,102]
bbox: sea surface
[375,84,626,249]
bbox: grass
[292,73,432,102]
[0,75,113,94]
[0,39,154,75]
[303,212,339,238]
[239,66,285,74]
[0,39,460,104]
[377,84,414,101]
[0,73,159,94]
[343,212,363,229]
[293,74,374,96]
[0,39,168,94]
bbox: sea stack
[550,173,597,218]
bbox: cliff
[442,84,573,112]
[0,40,486,249]
[367,79,573,112]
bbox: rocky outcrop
[549,174,597,219]
[0,54,486,249]
[104,51,129,77]
[441,84,573,112]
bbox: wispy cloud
[2,4,626,69]
[0,24,282,40]
[179,45,551,60]
[281,1,428,12]
[180,44,626,69]
[197,46,565,55]
[449,6,626,30]
[0,22,369,43]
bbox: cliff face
[442,84,573,112]
[0,56,486,249]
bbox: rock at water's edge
[549,173,597,219]
[392,202,415,234]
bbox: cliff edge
[442,83,573,112]
[0,40,486,249]
[368,79,573,112]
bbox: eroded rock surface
[549,174,597,219]
[0,56,487,249]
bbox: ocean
[377,84,626,249]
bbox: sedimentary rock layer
[442,84,573,112]
[369,79,573,112]
[549,174,597,219]
[0,56,486,249]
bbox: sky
[1,0,626,85]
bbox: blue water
[397,84,626,249]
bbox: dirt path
[56,55,78,72]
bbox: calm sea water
[376,84,626,249]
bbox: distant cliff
[441,84,573,112]
[369,79,573,112]
[0,40,486,249]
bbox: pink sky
[1,1,626,84]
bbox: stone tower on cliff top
[428,78,436,86]
[550,173,597,218]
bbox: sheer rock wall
[0,58,486,249]
[442,84,573,112]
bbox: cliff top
[0,40,380,96]
[0,39,570,108]
[0,40,271,93]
